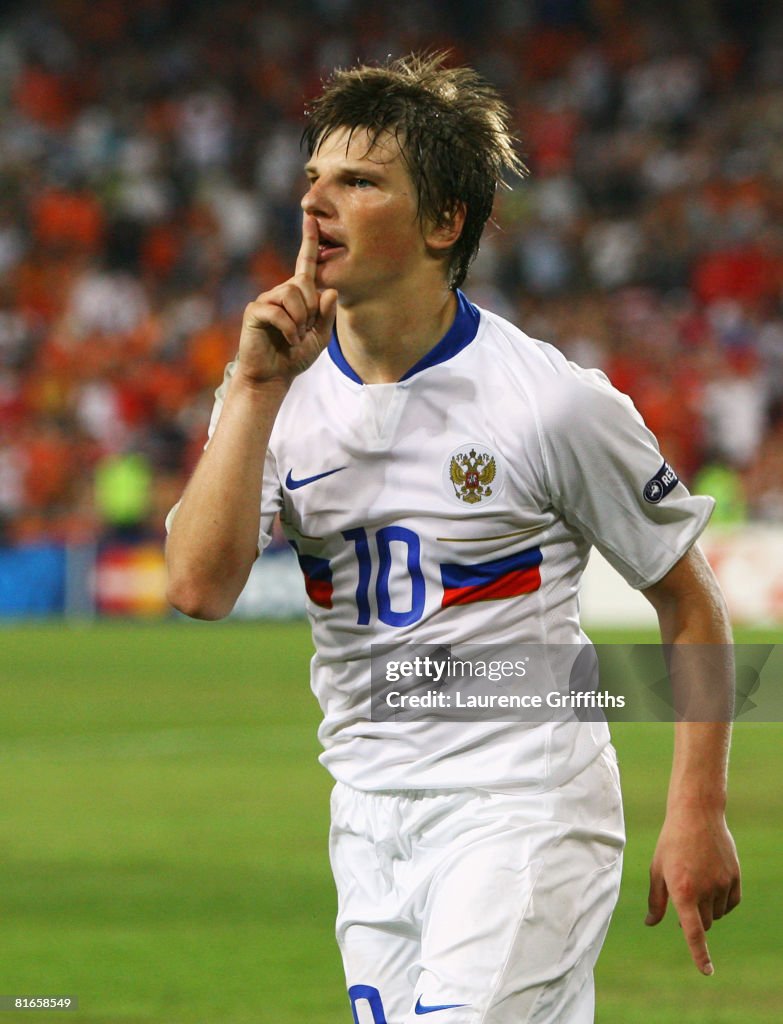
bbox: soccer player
[165,54,741,1024]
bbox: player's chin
[315,260,346,289]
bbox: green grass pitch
[1,621,781,1023]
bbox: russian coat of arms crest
[449,448,497,504]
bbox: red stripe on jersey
[304,576,333,609]
[441,566,541,607]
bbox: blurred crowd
[1,0,782,545]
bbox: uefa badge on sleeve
[643,460,679,504]
[444,443,502,506]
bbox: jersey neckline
[326,289,481,385]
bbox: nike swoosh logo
[414,996,468,1015]
[285,466,346,490]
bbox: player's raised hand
[236,212,338,385]
[645,809,741,975]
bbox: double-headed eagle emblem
[450,449,496,504]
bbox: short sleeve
[166,358,282,554]
[539,364,714,589]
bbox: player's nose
[301,177,334,217]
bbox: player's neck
[334,284,458,385]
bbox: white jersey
[205,291,713,791]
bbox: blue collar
[327,289,480,385]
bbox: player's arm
[165,213,337,620]
[641,543,741,976]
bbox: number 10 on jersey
[342,526,426,627]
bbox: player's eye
[351,177,373,188]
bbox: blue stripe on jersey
[440,546,543,589]
[327,289,480,384]
[290,541,334,609]
[297,553,332,581]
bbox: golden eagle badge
[449,448,497,504]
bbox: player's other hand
[237,212,338,386]
[645,806,741,976]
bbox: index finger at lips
[295,211,319,281]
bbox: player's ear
[426,201,466,252]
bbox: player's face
[302,127,433,303]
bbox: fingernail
[298,325,306,340]
[703,962,714,976]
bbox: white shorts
[329,745,625,1024]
